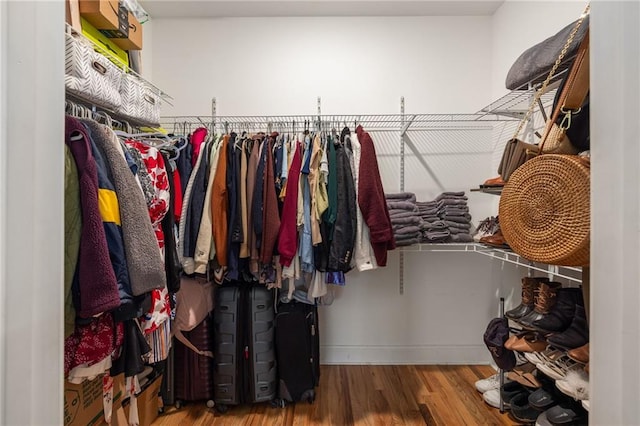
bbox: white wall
[150,16,493,116]
[1,1,65,424]
[591,1,640,422]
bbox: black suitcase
[213,284,277,412]
[173,314,215,406]
[275,301,320,405]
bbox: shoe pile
[476,369,589,424]
[473,216,499,242]
[477,276,591,424]
[474,215,510,248]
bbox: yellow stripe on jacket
[98,189,122,226]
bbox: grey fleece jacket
[83,121,167,296]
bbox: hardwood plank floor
[153,365,516,425]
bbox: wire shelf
[160,113,518,134]
[400,243,582,283]
[477,59,574,118]
[65,92,161,129]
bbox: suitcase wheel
[215,403,229,414]
[206,400,215,409]
[175,400,183,409]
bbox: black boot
[547,305,589,351]
[505,277,549,321]
[518,282,562,329]
[531,287,583,333]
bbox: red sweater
[356,126,396,266]
[278,142,302,266]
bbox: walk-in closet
[0,1,639,425]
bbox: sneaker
[535,410,555,426]
[537,356,582,381]
[482,388,502,409]
[556,369,589,401]
[473,217,494,242]
[475,373,511,393]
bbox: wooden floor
[153,365,517,425]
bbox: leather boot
[547,305,589,351]
[505,277,549,320]
[517,282,562,329]
[531,287,583,333]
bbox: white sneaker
[475,373,511,393]
[556,369,589,401]
[482,389,502,409]
[538,356,582,381]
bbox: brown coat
[211,135,229,266]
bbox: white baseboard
[320,345,491,365]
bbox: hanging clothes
[65,116,120,318]
[212,134,230,267]
[356,125,396,266]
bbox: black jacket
[328,143,357,272]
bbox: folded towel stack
[417,191,473,243]
[386,192,422,247]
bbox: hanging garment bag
[275,301,320,405]
[213,284,277,412]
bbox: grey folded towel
[390,210,422,220]
[424,230,451,241]
[449,227,471,235]
[441,209,470,217]
[416,201,440,207]
[395,225,422,235]
[435,191,465,200]
[420,216,440,223]
[392,217,422,227]
[444,221,471,230]
[444,215,472,224]
[418,207,440,216]
[437,195,468,201]
[442,205,469,212]
[387,201,418,211]
[448,233,474,243]
[440,199,469,206]
[385,192,417,203]
[423,220,447,230]
[443,213,472,221]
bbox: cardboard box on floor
[113,374,163,426]
[64,374,125,426]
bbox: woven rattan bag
[499,20,590,267]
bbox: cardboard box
[66,0,82,33]
[111,11,143,51]
[64,374,125,426]
[114,374,163,426]
[79,0,121,31]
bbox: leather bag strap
[539,28,590,153]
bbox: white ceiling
[141,0,505,19]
